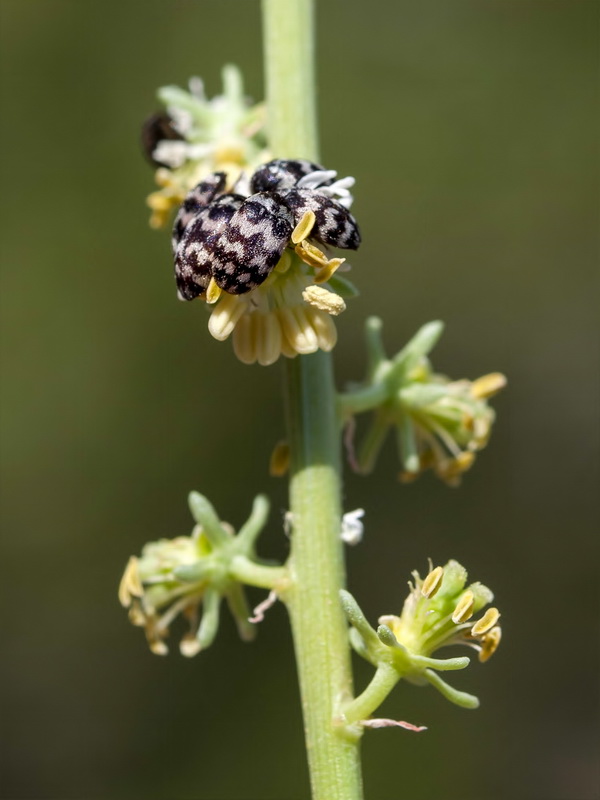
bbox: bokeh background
[1,1,598,798]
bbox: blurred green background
[1,1,598,798]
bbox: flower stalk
[262,0,364,797]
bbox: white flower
[341,509,365,545]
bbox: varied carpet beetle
[175,194,244,300]
[250,159,326,194]
[141,112,184,167]
[172,173,227,252]
[172,159,360,299]
[283,188,361,250]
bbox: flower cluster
[142,65,268,229]
[172,158,361,364]
[141,68,362,365]
[342,559,501,710]
[119,492,271,656]
[208,253,353,365]
[341,318,506,485]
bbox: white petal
[297,169,338,188]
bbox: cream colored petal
[208,295,248,341]
[293,306,320,353]
[280,334,298,359]
[255,312,283,366]
[232,313,257,364]
[278,307,318,355]
[308,309,337,352]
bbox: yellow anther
[274,250,293,273]
[313,257,345,285]
[463,411,475,431]
[302,285,346,316]
[149,211,168,230]
[128,604,146,627]
[149,639,168,656]
[295,240,330,269]
[155,168,173,188]
[421,565,444,598]
[206,278,223,305]
[471,372,507,400]
[398,469,420,484]
[471,607,501,636]
[269,440,291,477]
[291,210,316,244]
[118,556,143,607]
[438,451,475,486]
[180,636,202,658]
[455,451,475,472]
[146,192,175,212]
[214,142,246,165]
[452,590,475,624]
[478,626,502,663]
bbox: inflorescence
[142,69,361,364]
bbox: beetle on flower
[172,159,361,365]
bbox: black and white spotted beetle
[141,111,184,167]
[173,159,361,301]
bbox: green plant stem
[262,0,363,797]
[337,384,390,418]
[262,0,317,159]
[285,355,363,799]
[229,555,289,590]
[343,664,401,726]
